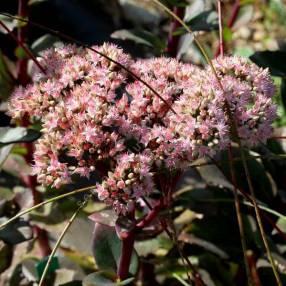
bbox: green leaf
[22,258,40,282]
[0,144,13,169]
[174,10,218,36]
[0,240,12,273]
[232,5,254,29]
[30,199,79,225]
[0,218,33,244]
[219,148,276,203]
[0,50,15,100]
[36,256,60,279]
[223,27,233,42]
[60,282,82,286]
[0,188,14,217]
[162,0,188,7]
[83,271,116,286]
[280,78,286,111]
[0,15,18,34]
[0,187,14,202]
[2,153,31,178]
[83,271,134,286]
[172,273,189,286]
[111,29,165,52]
[250,51,286,77]
[31,34,61,55]
[0,127,41,147]
[9,257,40,285]
[195,160,233,189]
[54,268,81,286]
[178,233,229,259]
[92,224,138,275]
[89,209,117,227]
[15,46,28,59]
[135,235,172,257]
[198,253,235,285]
[257,259,286,285]
[117,277,135,285]
[28,0,48,5]
[275,217,286,234]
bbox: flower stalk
[117,229,136,280]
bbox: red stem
[217,0,224,57]
[117,230,135,280]
[17,0,51,256]
[0,16,46,75]
[247,251,262,286]
[136,198,164,229]
[117,199,166,280]
[17,0,30,85]
[0,12,176,115]
[215,0,240,57]
[165,6,185,57]
[271,136,286,140]
[117,206,136,280]
[227,0,241,28]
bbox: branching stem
[0,21,46,74]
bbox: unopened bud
[128,173,134,179]
[125,179,132,186]
[89,148,95,154]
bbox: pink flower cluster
[8,44,276,214]
[208,56,277,145]
[96,153,153,213]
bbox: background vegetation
[1,0,286,285]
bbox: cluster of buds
[208,56,277,145]
[95,154,153,214]
[8,43,276,213]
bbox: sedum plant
[6,41,277,284]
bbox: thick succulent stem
[117,204,136,281]
[117,229,136,280]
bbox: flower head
[7,45,277,214]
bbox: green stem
[168,219,205,286]
[151,0,214,68]
[0,185,95,229]
[38,201,86,286]
[238,147,282,286]
[227,147,253,286]
[151,1,282,284]
[216,5,250,281]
